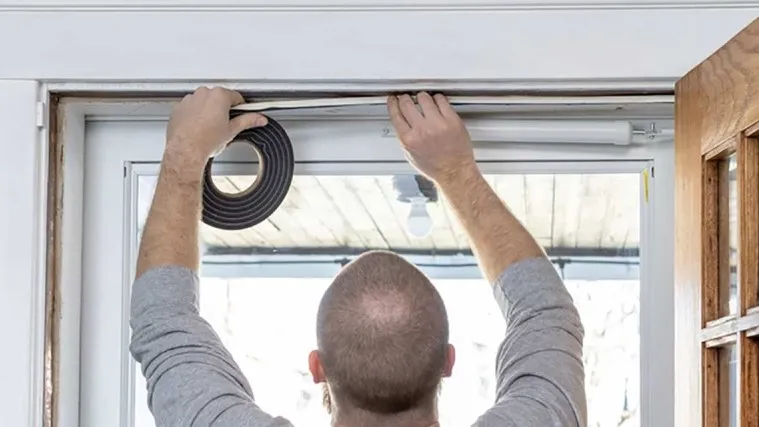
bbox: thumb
[230,113,268,134]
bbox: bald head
[315,251,450,414]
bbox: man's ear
[442,344,456,378]
[308,350,327,384]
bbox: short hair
[316,250,449,414]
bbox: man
[130,87,587,427]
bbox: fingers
[417,92,442,120]
[230,113,268,134]
[398,94,424,126]
[434,94,459,121]
[387,96,411,135]
[218,88,245,106]
[193,86,246,107]
[389,92,452,131]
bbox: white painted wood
[0,7,754,82]
[57,102,86,427]
[316,177,391,248]
[80,118,136,427]
[293,177,368,248]
[48,80,678,94]
[639,144,675,427]
[0,80,47,427]
[0,0,757,8]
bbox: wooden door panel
[676,17,759,427]
[689,19,759,155]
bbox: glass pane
[719,344,738,427]
[134,172,641,427]
[719,155,738,316]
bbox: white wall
[0,2,756,83]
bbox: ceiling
[139,172,640,257]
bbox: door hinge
[650,166,655,178]
[35,101,47,128]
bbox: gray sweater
[130,258,586,427]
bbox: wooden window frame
[700,132,759,427]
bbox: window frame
[700,132,759,427]
[56,97,676,427]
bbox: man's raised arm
[388,93,587,427]
[129,87,289,427]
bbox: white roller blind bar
[381,119,673,145]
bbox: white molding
[639,144,675,427]
[0,8,755,83]
[56,101,86,427]
[123,164,140,427]
[0,80,47,427]
[47,80,678,94]
[0,0,758,10]
[79,115,133,427]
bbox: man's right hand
[386,94,585,427]
[387,93,477,185]
[388,91,545,283]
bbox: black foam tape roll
[201,114,294,230]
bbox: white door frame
[59,100,674,427]
[0,85,677,427]
[0,81,48,427]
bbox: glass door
[130,164,645,427]
[78,116,671,427]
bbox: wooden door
[675,18,759,427]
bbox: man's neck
[333,420,439,427]
[331,407,438,427]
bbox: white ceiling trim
[4,9,753,82]
[1,0,758,10]
[47,80,678,94]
